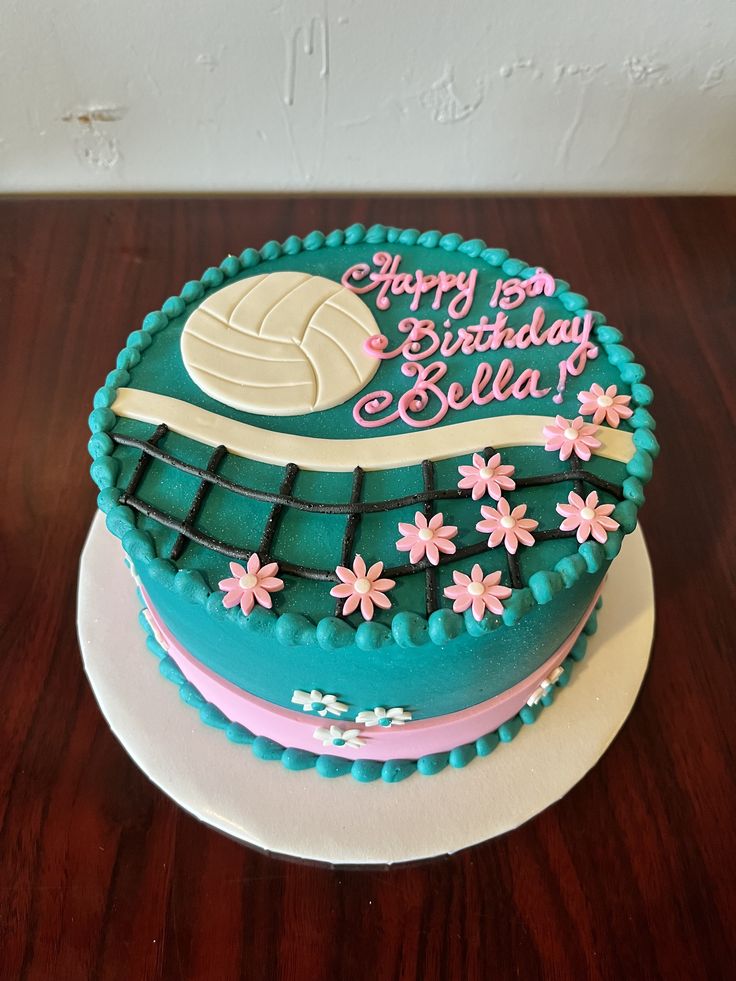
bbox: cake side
[88,225,657,777]
[135,585,605,781]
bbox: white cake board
[77,512,654,865]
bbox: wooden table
[2,197,734,980]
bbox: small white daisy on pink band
[396,511,458,566]
[543,415,601,462]
[556,490,620,543]
[475,498,538,554]
[330,554,395,621]
[443,564,512,622]
[577,383,633,427]
[218,556,284,615]
[457,452,516,501]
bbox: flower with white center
[396,511,458,566]
[578,383,633,427]
[476,498,538,554]
[291,689,348,717]
[457,452,516,501]
[313,725,366,749]
[218,555,284,615]
[443,564,512,622]
[527,666,565,706]
[542,415,602,462]
[355,706,412,728]
[330,554,395,620]
[556,490,620,544]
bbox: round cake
[88,224,658,782]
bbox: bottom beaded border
[137,594,602,783]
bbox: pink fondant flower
[475,498,538,554]
[443,564,512,622]
[543,415,601,462]
[556,490,620,544]
[457,452,516,501]
[330,554,395,621]
[578,383,633,427]
[218,555,284,615]
[396,511,458,565]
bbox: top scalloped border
[87,223,659,652]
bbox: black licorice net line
[259,463,300,558]
[124,423,168,498]
[334,467,365,616]
[169,444,228,561]
[115,425,624,606]
[421,459,438,617]
[111,433,623,510]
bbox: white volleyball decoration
[181,272,381,415]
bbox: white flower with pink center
[556,490,620,544]
[396,511,458,566]
[543,415,602,462]
[443,564,512,622]
[218,556,284,615]
[330,554,395,621]
[475,498,539,554]
[457,452,516,501]
[578,383,633,427]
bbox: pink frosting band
[142,587,601,761]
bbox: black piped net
[113,424,624,617]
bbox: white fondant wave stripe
[111,388,636,472]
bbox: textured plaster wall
[1,0,734,193]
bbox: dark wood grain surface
[2,197,735,980]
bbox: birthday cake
[88,224,657,783]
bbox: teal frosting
[88,226,655,743]
[138,558,604,718]
[138,587,598,782]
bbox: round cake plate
[77,511,654,866]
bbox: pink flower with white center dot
[543,415,601,462]
[218,555,284,615]
[330,554,395,621]
[556,490,620,544]
[577,383,633,427]
[396,511,458,565]
[457,452,516,501]
[476,498,539,554]
[443,563,512,622]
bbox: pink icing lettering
[526,267,556,297]
[347,252,597,428]
[341,252,477,320]
[553,360,568,404]
[397,362,449,428]
[565,312,598,376]
[354,358,550,430]
[449,269,477,319]
[490,268,556,310]
[352,390,400,428]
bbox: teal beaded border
[138,592,603,783]
[88,224,659,651]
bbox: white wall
[2,0,734,193]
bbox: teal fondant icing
[88,226,655,770]
[137,596,592,781]
[137,559,602,718]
